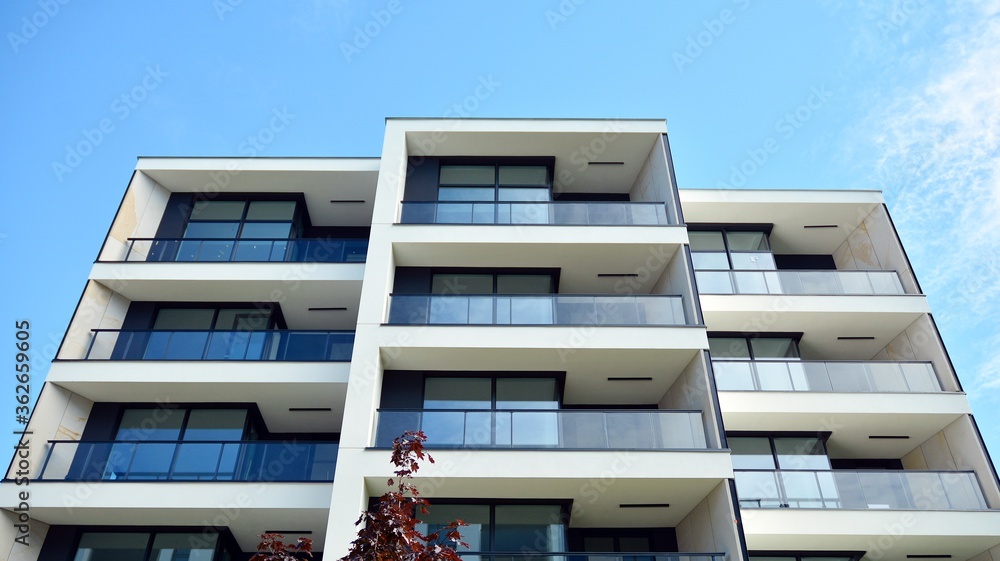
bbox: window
[708,336,800,360]
[710,335,804,391]
[729,435,831,470]
[72,531,232,561]
[421,376,560,446]
[377,375,561,447]
[689,228,775,271]
[436,163,551,224]
[151,306,275,330]
[179,199,300,261]
[103,407,252,480]
[431,273,555,295]
[417,502,567,553]
[140,306,279,361]
[439,164,550,202]
[426,272,557,324]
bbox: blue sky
[2,1,998,465]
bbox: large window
[137,306,279,361]
[436,163,551,224]
[426,272,556,324]
[689,229,774,271]
[72,531,233,561]
[417,502,567,553]
[151,306,276,331]
[179,199,300,261]
[422,376,560,447]
[439,164,551,202]
[103,407,252,480]
[431,273,555,295]
[729,435,831,470]
[709,336,800,360]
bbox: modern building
[2,118,999,561]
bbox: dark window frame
[367,498,572,553]
[437,158,555,203]
[687,224,774,270]
[421,372,566,411]
[728,432,833,470]
[112,404,257,442]
[181,195,306,240]
[65,526,241,561]
[708,332,803,361]
[430,271,559,295]
[149,302,286,330]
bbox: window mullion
[141,532,155,561]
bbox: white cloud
[854,1,1000,393]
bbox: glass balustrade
[375,409,708,449]
[695,270,906,295]
[38,440,338,482]
[387,295,687,326]
[121,238,368,263]
[712,360,941,393]
[735,469,988,510]
[399,202,672,225]
[84,329,354,361]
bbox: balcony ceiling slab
[138,158,380,227]
[354,448,732,527]
[390,229,685,294]
[0,482,332,552]
[741,509,1000,561]
[679,189,884,254]
[47,361,350,432]
[699,294,929,360]
[402,124,663,194]
[720,391,970,458]
[375,325,706,405]
[89,262,363,329]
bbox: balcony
[399,201,673,225]
[713,360,941,393]
[696,269,907,295]
[387,294,688,326]
[37,440,338,482]
[736,469,988,510]
[374,409,708,449]
[118,237,368,263]
[83,329,355,361]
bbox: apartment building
[2,118,999,561]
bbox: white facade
[1,118,998,561]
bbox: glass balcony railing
[120,237,368,263]
[735,469,988,510]
[387,294,687,326]
[456,554,724,561]
[375,409,709,449]
[695,270,906,295]
[83,329,354,361]
[399,201,673,225]
[37,440,338,482]
[712,360,942,393]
